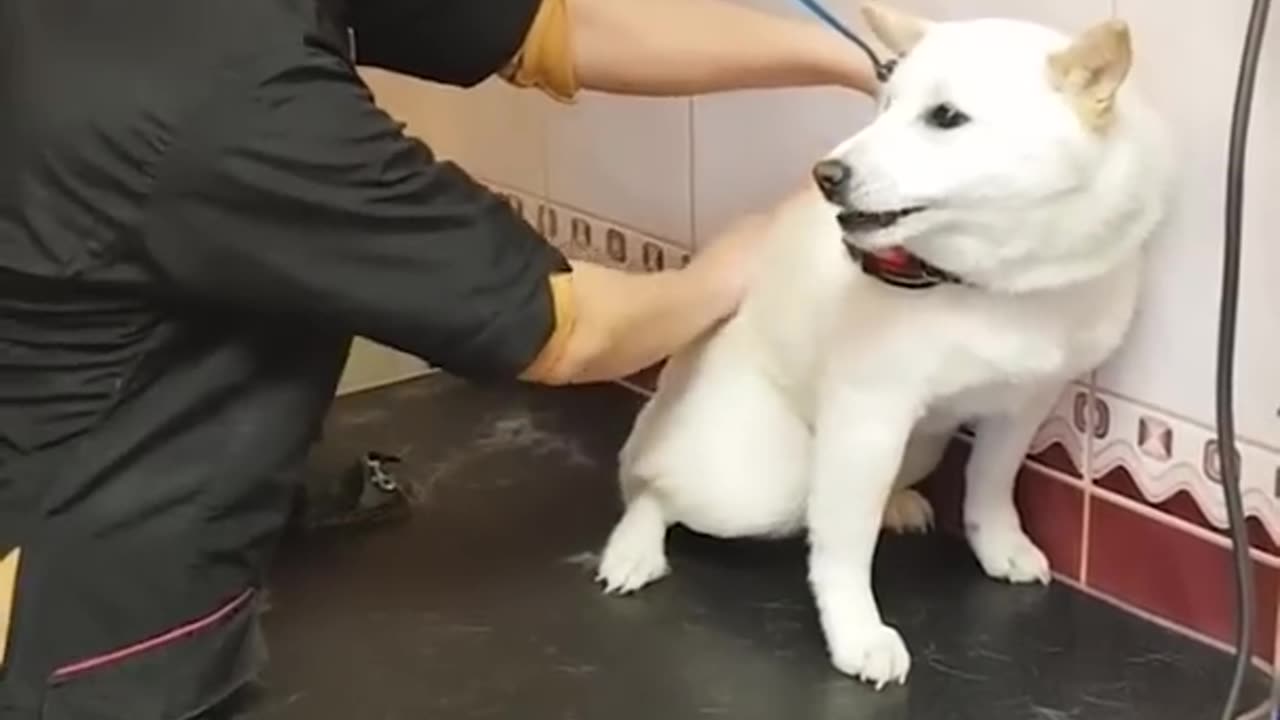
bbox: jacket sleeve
[142,47,570,381]
[346,0,544,87]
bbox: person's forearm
[566,0,877,96]
[550,259,736,384]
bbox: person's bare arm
[566,0,878,96]
[520,211,771,385]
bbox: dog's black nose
[813,159,851,198]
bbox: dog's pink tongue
[872,247,913,271]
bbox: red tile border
[1016,466,1086,582]
[1086,493,1278,662]
[1095,465,1280,555]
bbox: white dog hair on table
[596,2,1171,689]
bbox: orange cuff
[520,273,578,384]
[0,547,20,668]
[501,0,579,103]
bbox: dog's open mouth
[851,244,917,269]
[832,205,967,288]
[836,206,925,234]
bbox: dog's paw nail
[595,545,670,596]
[969,528,1051,585]
[830,624,911,688]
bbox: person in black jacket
[0,0,875,716]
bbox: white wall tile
[544,94,693,247]
[483,182,692,273]
[361,69,548,196]
[691,0,870,248]
[891,0,1108,33]
[337,338,431,397]
[1096,0,1280,447]
[693,87,875,248]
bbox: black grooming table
[237,375,1267,720]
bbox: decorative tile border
[1026,382,1090,479]
[1091,390,1280,552]
[488,183,692,276]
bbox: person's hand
[527,187,810,386]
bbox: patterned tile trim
[1026,383,1090,479]
[486,183,691,274]
[1092,391,1280,551]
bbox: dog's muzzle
[811,159,968,290]
[813,160,927,233]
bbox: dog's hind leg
[598,340,809,594]
[597,489,670,594]
[881,429,952,534]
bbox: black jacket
[0,0,562,716]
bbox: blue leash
[791,0,897,81]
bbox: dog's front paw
[968,527,1051,585]
[882,489,934,534]
[596,525,670,595]
[829,624,911,689]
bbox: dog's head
[816,3,1170,293]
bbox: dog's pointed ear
[861,2,930,57]
[1048,19,1133,131]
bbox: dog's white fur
[596,4,1171,688]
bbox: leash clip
[876,57,898,82]
[793,0,897,82]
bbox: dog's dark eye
[924,103,970,129]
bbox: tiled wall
[361,0,1280,662]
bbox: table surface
[238,374,1267,720]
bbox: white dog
[595,3,1171,689]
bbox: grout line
[1275,598,1280,679]
[1080,484,1094,583]
[1093,485,1280,568]
[539,102,551,199]
[1023,458,1087,487]
[1081,378,1097,583]
[687,98,699,252]
[614,378,654,398]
